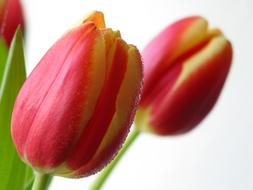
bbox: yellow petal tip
[82,11,106,28]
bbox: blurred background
[21,0,252,189]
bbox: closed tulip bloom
[136,16,232,135]
[0,0,24,46]
[11,11,142,177]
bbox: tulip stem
[90,128,140,190]
[31,172,52,190]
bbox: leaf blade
[0,38,8,85]
[0,28,34,190]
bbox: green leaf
[0,28,34,190]
[0,38,8,85]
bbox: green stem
[31,172,51,190]
[90,128,140,190]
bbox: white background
[21,0,253,189]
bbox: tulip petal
[150,35,232,134]
[82,11,105,29]
[12,23,106,168]
[12,24,90,157]
[0,0,24,46]
[142,16,209,106]
[74,45,142,176]
[66,37,129,171]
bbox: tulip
[0,0,24,46]
[135,16,232,135]
[11,11,142,177]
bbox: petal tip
[82,11,106,29]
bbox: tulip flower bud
[136,16,232,135]
[0,0,24,46]
[11,11,142,177]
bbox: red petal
[0,0,24,46]
[151,36,232,135]
[141,16,208,106]
[74,45,142,177]
[66,38,128,170]
[12,23,106,167]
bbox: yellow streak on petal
[92,45,142,157]
[0,0,4,8]
[177,17,208,56]
[82,11,106,28]
[77,30,106,135]
[173,35,228,91]
[101,28,121,74]
[181,17,208,43]
[166,17,209,67]
[207,28,223,38]
[101,28,121,53]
